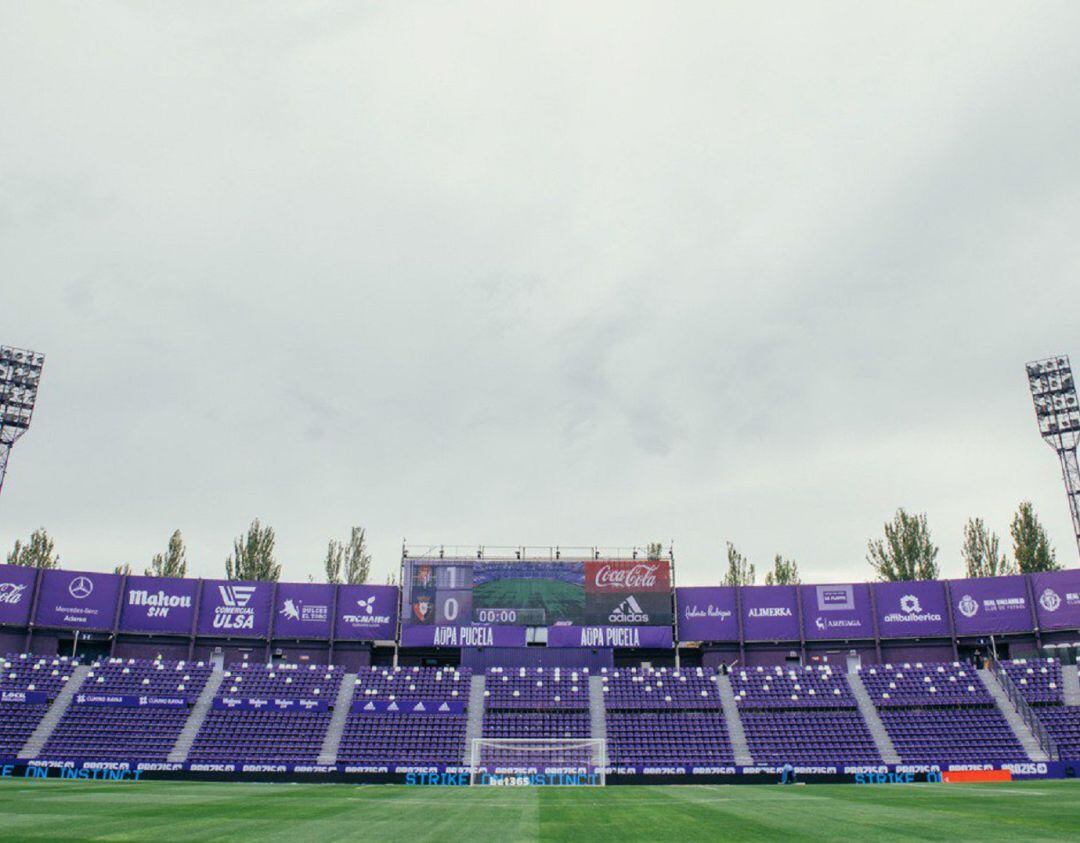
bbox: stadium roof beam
[1026,354,1080,559]
[0,344,45,498]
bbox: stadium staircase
[317,672,357,765]
[19,664,91,759]
[588,675,607,767]
[462,673,487,764]
[1062,664,1080,706]
[167,668,225,763]
[715,673,753,765]
[979,668,1049,762]
[846,670,900,764]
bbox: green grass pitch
[2,779,1079,842]
[472,578,585,624]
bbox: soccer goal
[468,738,607,786]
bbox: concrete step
[715,673,753,766]
[20,664,92,759]
[317,673,358,765]
[979,668,1049,762]
[167,669,225,763]
[462,674,487,766]
[1062,664,1080,706]
[588,675,608,767]
[847,671,901,764]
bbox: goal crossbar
[469,738,607,786]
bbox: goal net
[469,738,607,786]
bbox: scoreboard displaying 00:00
[401,559,673,628]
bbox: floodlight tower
[0,345,46,497]
[1026,355,1080,558]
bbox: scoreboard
[401,558,673,628]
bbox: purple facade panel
[196,580,272,638]
[880,643,956,664]
[873,580,951,638]
[334,585,398,640]
[741,585,800,641]
[119,575,198,634]
[400,624,526,647]
[949,575,1032,635]
[546,625,673,648]
[111,639,191,660]
[0,564,37,627]
[273,583,333,639]
[675,587,737,641]
[34,570,121,631]
[800,583,874,640]
[1031,570,1080,631]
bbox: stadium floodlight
[1026,354,1080,558]
[0,345,45,498]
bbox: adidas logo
[608,595,649,624]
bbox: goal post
[469,738,607,786]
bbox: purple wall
[196,580,272,638]
[801,583,874,640]
[0,564,37,627]
[675,587,737,641]
[880,643,955,663]
[111,639,191,661]
[874,580,951,638]
[273,583,333,639]
[460,647,614,671]
[741,585,799,641]
[34,570,121,631]
[1031,569,1080,631]
[949,575,1032,635]
[120,575,197,634]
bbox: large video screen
[401,558,673,627]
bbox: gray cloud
[1,2,1078,585]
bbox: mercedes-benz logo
[68,576,94,600]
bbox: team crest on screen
[957,594,979,618]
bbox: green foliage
[385,570,398,586]
[961,517,1016,578]
[324,540,343,584]
[1011,501,1060,573]
[646,542,664,561]
[323,527,371,584]
[722,542,755,587]
[225,519,280,582]
[114,562,133,575]
[866,509,939,581]
[146,530,187,578]
[343,527,371,585]
[764,554,800,586]
[6,528,60,569]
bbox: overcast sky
[1,2,1078,586]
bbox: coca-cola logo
[593,564,659,590]
[0,583,27,605]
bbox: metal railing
[990,657,1059,761]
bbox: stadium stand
[602,667,735,767]
[732,665,881,765]
[1,654,80,758]
[1003,658,1080,759]
[859,662,1028,764]
[39,658,212,762]
[187,663,344,764]
[481,668,593,767]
